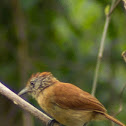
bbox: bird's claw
[83,123,88,126]
[47,119,60,126]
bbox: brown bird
[18,72,125,126]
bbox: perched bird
[18,72,125,126]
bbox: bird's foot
[83,123,88,126]
[47,119,60,126]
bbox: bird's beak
[18,87,30,96]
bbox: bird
[18,72,125,126]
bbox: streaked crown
[19,72,57,98]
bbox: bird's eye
[30,81,35,87]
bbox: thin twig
[0,82,60,126]
[113,50,126,116]
[114,84,126,116]
[108,0,121,16]
[91,17,110,96]
[91,0,121,96]
[111,51,126,125]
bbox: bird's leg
[47,119,60,126]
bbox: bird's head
[18,72,57,98]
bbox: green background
[0,0,126,126]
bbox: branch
[111,51,126,125]
[114,83,126,116]
[0,82,60,126]
[91,0,121,96]
[122,50,126,62]
[108,0,121,16]
[122,0,126,9]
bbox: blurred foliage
[0,0,126,126]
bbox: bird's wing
[53,82,106,113]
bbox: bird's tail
[104,113,125,126]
